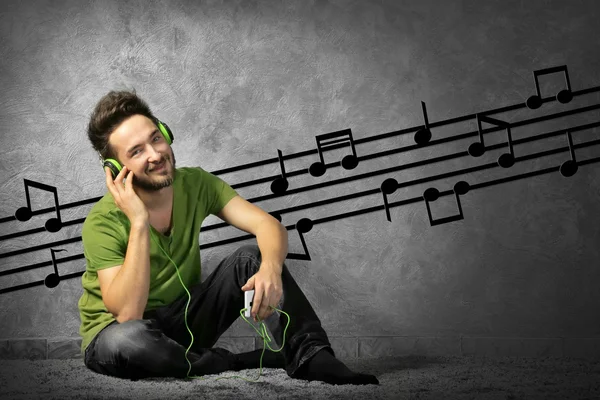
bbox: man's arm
[97,166,152,322]
[98,220,151,322]
[216,195,288,320]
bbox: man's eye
[153,136,161,142]
[132,149,141,156]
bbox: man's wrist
[260,260,283,274]
[130,218,149,230]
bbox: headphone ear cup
[157,120,174,145]
[103,159,122,179]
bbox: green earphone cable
[150,231,289,382]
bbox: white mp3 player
[244,290,255,318]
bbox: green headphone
[103,118,174,179]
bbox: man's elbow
[114,313,142,323]
[111,309,144,323]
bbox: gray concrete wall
[0,0,599,360]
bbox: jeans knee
[98,319,153,357]
[235,244,261,260]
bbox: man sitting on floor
[78,89,379,385]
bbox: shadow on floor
[345,355,447,375]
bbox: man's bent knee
[235,244,261,259]
[96,319,155,357]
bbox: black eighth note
[468,114,515,168]
[15,179,63,232]
[414,101,432,145]
[526,65,573,110]
[286,218,313,261]
[380,178,399,222]
[271,149,290,195]
[559,129,578,177]
[423,181,470,226]
[45,248,66,288]
[309,129,359,177]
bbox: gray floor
[0,355,598,400]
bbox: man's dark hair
[87,89,158,160]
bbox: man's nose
[147,145,162,162]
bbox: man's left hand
[241,263,283,322]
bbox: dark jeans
[84,244,333,380]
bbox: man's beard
[132,152,176,191]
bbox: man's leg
[155,244,377,385]
[146,244,287,372]
[83,319,238,380]
[252,247,379,385]
[146,245,284,368]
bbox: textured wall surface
[1,0,599,359]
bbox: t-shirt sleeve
[199,168,239,216]
[82,210,128,272]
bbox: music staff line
[2,150,600,296]
[3,128,600,267]
[0,218,84,241]
[0,269,84,295]
[2,95,600,241]
[207,124,600,231]
[0,79,598,227]
[3,105,600,243]
[169,143,600,247]
[212,84,600,176]
[2,62,598,294]
[0,253,84,277]
[233,101,600,190]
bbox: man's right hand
[105,165,149,224]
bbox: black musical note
[380,178,398,222]
[526,65,573,110]
[286,218,313,260]
[309,129,359,177]
[14,179,63,232]
[423,181,470,226]
[45,248,66,288]
[559,129,578,177]
[414,101,432,145]
[270,149,290,195]
[468,114,515,168]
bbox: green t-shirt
[77,167,238,355]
